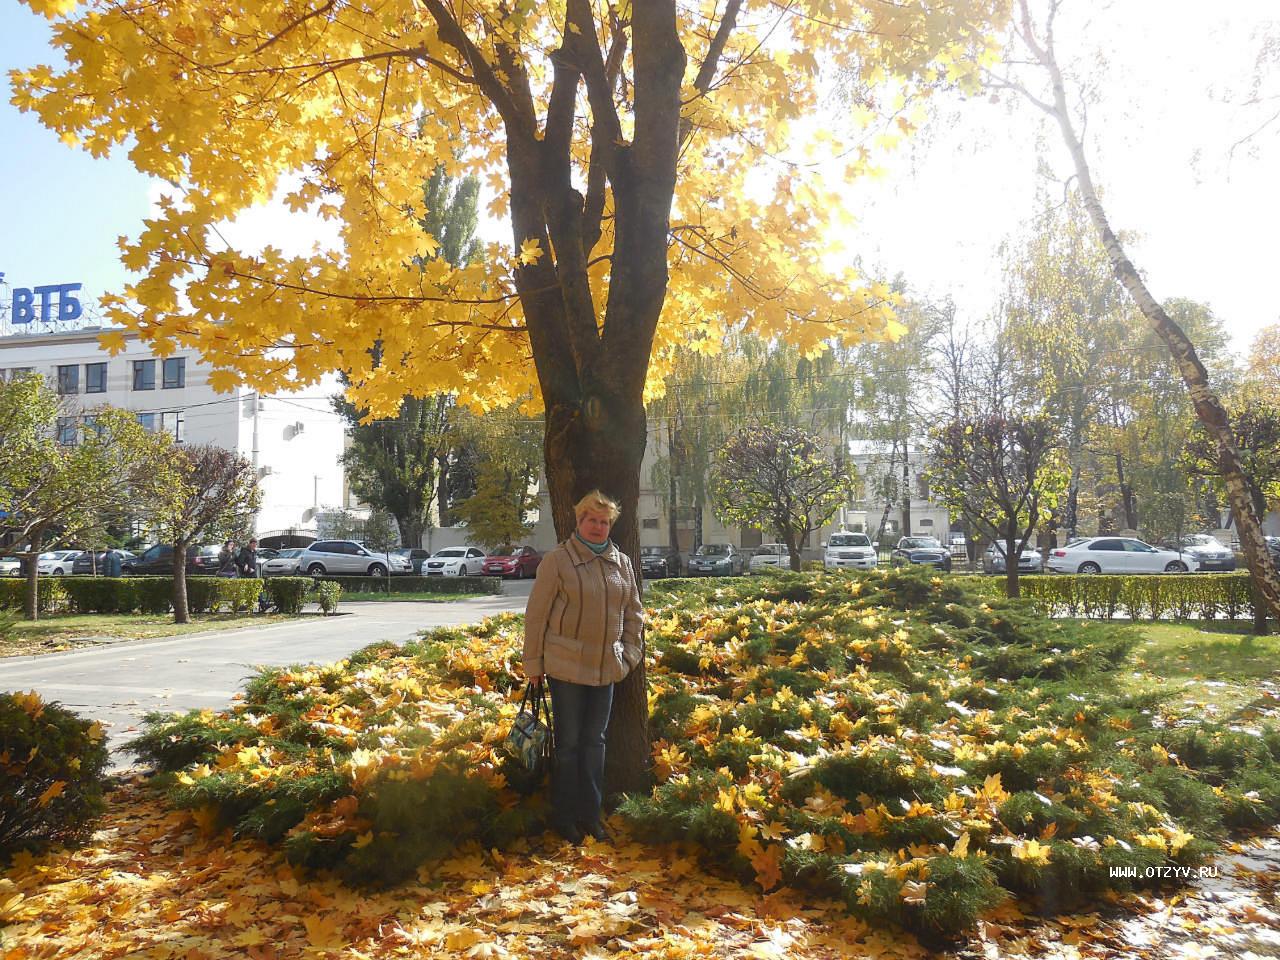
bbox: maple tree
[13,0,1006,788]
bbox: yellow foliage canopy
[12,0,1006,415]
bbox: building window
[57,364,79,395]
[82,415,104,439]
[920,518,934,528]
[642,518,659,529]
[162,357,186,389]
[133,359,156,391]
[159,410,185,443]
[56,417,77,446]
[136,412,157,432]
[917,475,930,501]
[85,362,107,394]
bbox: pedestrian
[521,489,644,844]
[217,539,238,577]
[103,548,123,578]
[237,538,270,612]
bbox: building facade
[0,327,350,542]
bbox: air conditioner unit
[257,466,273,479]
[292,421,305,436]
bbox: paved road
[0,583,535,769]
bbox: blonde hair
[574,489,621,523]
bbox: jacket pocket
[544,631,584,680]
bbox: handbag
[504,681,554,786]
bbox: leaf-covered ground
[0,612,301,659]
[4,777,1280,959]
[21,568,1280,948]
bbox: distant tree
[927,415,1067,598]
[149,445,261,624]
[709,425,854,572]
[0,374,173,620]
[1184,398,1280,525]
[449,407,542,549]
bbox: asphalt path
[0,582,535,769]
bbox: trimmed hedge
[0,691,110,857]
[312,574,502,595]
[186,578,263,614]
[0,578,67,613]
[265,577,312,614]
[1020,573,1261,621]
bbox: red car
[482,546,542,579]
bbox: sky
[1,1,1278,357]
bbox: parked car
[393,547,432,575]
[639,545,683,578]
[891,536,953,572]
[1158,534,1237,572]
[982,541,1043,574]
[260,547,306,576]
[482,546,542,579]
[823,531,878,571]
[423,546,488,577]
[36,550,81,576]
[1268,537,1280,565]
[126,544,224,576]
[297,540,413,577]
[73,550,138,575]
[256,547,281,561]
[748,543,789,574]
[1046,537,1198,574]
[0,556,20,577]
[687,543,744,576]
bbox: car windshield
[488,548,516,557]
[278,548,304,558]
[435,549,466,558]
[640,546,669,556]
[1181,535,1222,547]
[901,538,941,549]
[197,546,221,556]
[694,544,730,556]
[828,534,870,547]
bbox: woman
[523,489,644,843]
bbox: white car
[297,540,413,577]
[823,531,878,570]
[748,543,789,574]
[0,556,20,577]
[423,546,487,576]
[37,550,81,576]
[1046,537,1199,575]
[260,547,306,577]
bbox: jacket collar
[566,534,622,567]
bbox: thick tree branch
[679,0,743,148]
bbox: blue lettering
[56,283,83,322]
[12,288,34,324]
[32,285,60,323]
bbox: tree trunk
[172,538,191,624]
[21,523,47,621]
[1004,532,1021,599]
[666,418,681,552]
[693,494,704,551]
[1023,6,1280,622]
[543,390,650,797]
[900,453,912,537]
[436,452,450,527]
[1114,454,1137,531]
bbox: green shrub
[0,692,110,857]
[61,577,140,613]
[312,581,342,615]
[265,577,312,614]
[0,577,67,613]
[1020,573,1258,622]
[185,578,263,613]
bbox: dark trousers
[547,677,614,828]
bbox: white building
[0,326,350,545]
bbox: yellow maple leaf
[750,844,785,892]
[517,237,543,266]
[36,781,67,808]
[1011,839,1052,865]
[302,913,345,950]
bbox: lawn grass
[342,591,488,602]
[1124,619,1280,719]
[0,611,302,658]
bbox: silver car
[261,547,306,577]
[297,540,412,577]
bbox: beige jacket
[523,536,645,686]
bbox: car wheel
[515,566,524,579]
[53,568,64,576]
[1078,562,1101,575]
[307,563,326,576]
[1164,560,1188,573]
[369,563,387,578]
